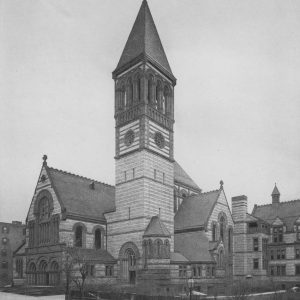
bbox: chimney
[89,181,95,190]
[232,195,248,223]
[271,184,280,204]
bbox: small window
[197,266,201,277]
[1,261,8,269]
[281,249,285,259]
[296,248,300,259]
[262,258,267,270]
[192,266,197,277]
[105,265,114,277]
[253,238,259,251]
[270,250,274,260]
[87,264,95,277]
[179,265,187,277]
[277,249,281,260]
[296,225,300,241]
[94,229,102,250]
[206,266,211,277]
[253,258,259,270]
[295,265,300,275]
[2,226,8,234]
[270,266,275,276]
[75,226,83,247]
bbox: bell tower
[106,0,176,283]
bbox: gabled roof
[175,190,221,231]
[114,0,173,78]
[143,216,171,237]
[174,161,201,192]
[175,231,215,263]
[47,167,115,222]
[252,199,300,231]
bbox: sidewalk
[0,292,65,300]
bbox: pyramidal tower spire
[272,183,280,204]
[113,0,175,82]
[107,0,176,285]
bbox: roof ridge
[256,199,300,208]
[48,166,115,188]
[201,189,220,195]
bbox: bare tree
[62,247,89,300]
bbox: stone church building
[12,0,300,295]
[13,1,234,294]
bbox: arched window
[94,228,102,249]
[163,85,170,115]
[148,239,153,258]
[75,226,83,247]
[212,223,217,241]
[219,249,224,267]
[39,197,50,220]
[155,80,162,110]
[148,75,154,104]
[164,240,170,258]
[127,77,133,106]
[16,259,23,278]
[126,249,136,267]
[174,191,178,213]
[136,75,141,102]
[228,228,233,253]
[220,216,225,241]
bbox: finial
[220,180,224,189]
[42,154,48,166]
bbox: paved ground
[0,292,64,300]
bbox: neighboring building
[232,185,300,288]
[13,0,234,294]
[0,221,25,286]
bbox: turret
[271,184,280,204]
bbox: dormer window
[273,226,283,243]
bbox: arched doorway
[119,242,140,284]
[27,262,36,285]
[49,261,60,286]
[38,260,49,285]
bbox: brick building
[13,1,234,294]
[0,221,25,286]
[232,185,300,288]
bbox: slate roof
[252,199,300,231]
[174,231,215,263]
[72,248,116,263]
[47,167,115,222]
[114,0,173,77]
[170,252,189,264]
[174,190,221,231]
[174,161,201,192]
[143,216,171,237]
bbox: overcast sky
[1,0,300,223]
